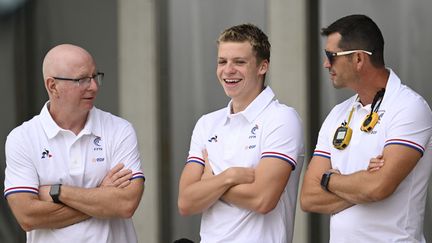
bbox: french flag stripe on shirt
[261,152,296,169]
[4,186,39,197]
[385,139,425,155]
[132,172,145,181]
[313,150,331,159]
[186,156,205,166]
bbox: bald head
[42,44,96,80]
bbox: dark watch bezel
[49,184,62,204]
[320,171,334,192]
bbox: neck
[231,101,248,114]
[356,68,389,105]
[49,103,89,135]
[230,86,265,114]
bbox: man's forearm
[328,171,383,204]
[221,183,265,213]
[7,194,90,232]
[300,186,354,214]
[28,202,90,230]
[59,179,144,219]
[300,170,354,214]
[178,171,238,216]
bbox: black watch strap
[320,171,334,192]
[49,184,62,204]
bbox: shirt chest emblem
[93,136,103,151]
[245,124,259,150]
[208,135,218,143]
[41,148,53,159]
[92,136,105,162]
[249,124,259,139]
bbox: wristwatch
[320,171,334,192]
[49,184,62,203]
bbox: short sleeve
[385,97,432,155]
[4,128,39,198]
[313,109,336,159]
[261,107,304,170]
[186,116,206,166]
[112,123,145,181]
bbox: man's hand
[178,149,256,215]
[201,149,214,180]
[100,163,133,188]
[367,155,384,172]
[38,186,52,202]
[38,163,133,202]
[201,149,255,184]
[222,167,255,185]
[328,168,341,175]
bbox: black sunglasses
[324,50,372,65]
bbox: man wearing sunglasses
[4,44,145,243]
[301,14,432,242]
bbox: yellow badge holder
[333,88,385,150]
[360,112,379,132]
[333,108,354,150]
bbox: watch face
[320,172,333,192]
[50,184,61,203]
[50,185,60,195]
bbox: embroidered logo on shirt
[41,149,52,159]
[93,136,103,151]
[92,157,105,163]
[208,135,218,143]
[245,145,256,150]
[249,124,259,139]
[94,136,102,146]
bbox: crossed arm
[300,144,421,214]
[178,152,292,216]
[7,163,144,231]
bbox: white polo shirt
[314,69,432,243]
[4,102,145,243]
[187,87,304,243]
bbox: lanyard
[360,88,385,132]
[333,88,386,149]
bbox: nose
[87,77,99,90]
[323,56,331,68]
[224,62,237,74]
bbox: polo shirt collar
[81,108,101,137]
[224,86,275,124]
[353,68,400,110]
[380,68,400,106]
[40,102,100,139]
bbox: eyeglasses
[52,72,104,87]
[324,50,372,65]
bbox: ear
[258,60,269,75]
[354,52,366,71]
[46,77,59,98]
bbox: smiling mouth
[224,79,242,84]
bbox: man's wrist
[320,171,334,192]
[49,184,62,203]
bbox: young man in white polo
[4,44,145,243]
[178,23,304,243]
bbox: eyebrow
[217,57,248,60]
